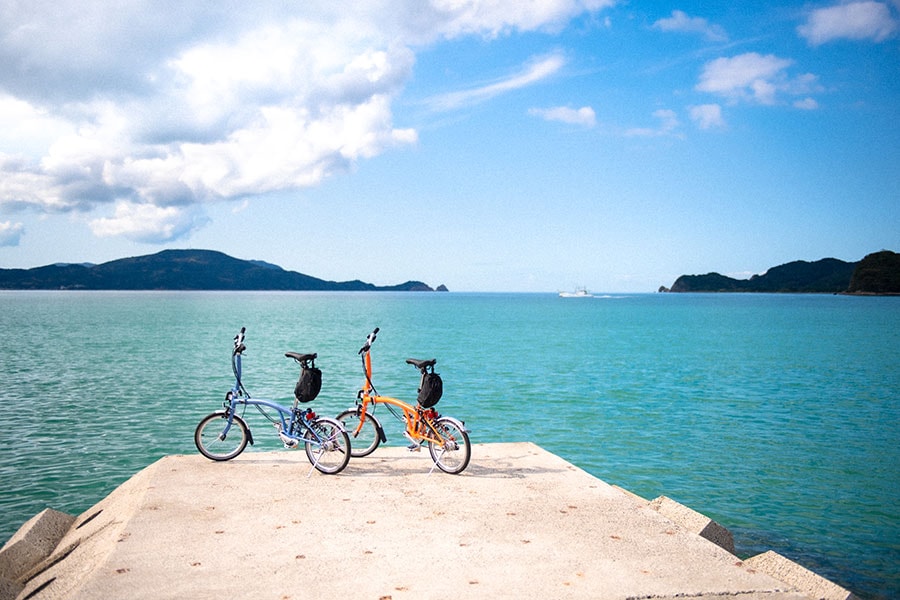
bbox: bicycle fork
[223,403,255,447]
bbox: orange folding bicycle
[335,328,471,474]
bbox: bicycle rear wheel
[428,417,470,474]
[195,412,249,461]
[304,418,351,474]
[335,408,381,457]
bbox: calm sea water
[1,291,897,599]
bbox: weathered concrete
[649,495,735,554]
[0,509,75,582]
[1,442,856,600]
[745,551,858,600]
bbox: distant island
[0,249,448,292]
[660,250,899,295]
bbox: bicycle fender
[245,419,254,446]
[358,410,387,442]
[376,422,387,443]
[233,414,254,445]
[439,415,468,433]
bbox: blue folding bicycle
[194,327,351,474]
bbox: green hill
[847,250,900,294]
[0,249,441,292]
[666,251,898,295]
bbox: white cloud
[0,1,613,244]
[689,104,726,129]
[0,221,25,246]
[696,53,792,103]
[0,11,418,221]
[696,52,821,106]
[426,52,566,111]
[625,109,680,137]
[427,0,616,39]
[794,97,820,110]
[529,105,596,127]
[0,156,75,212]
[798,1,898,45]
[652,10,728,42]
[89,202,209,243]
[0,96,77,156]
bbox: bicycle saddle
[405,358,436,370]
[285,352,317,362]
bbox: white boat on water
[559,288,593,298]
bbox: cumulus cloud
[528,105,596,127]
[0,1,612,244]
[0,95,77,156]
[89,202,209,243]
[798,1,898,45]
[696,52,822,106]
[0,221,25,246]
[625,109,680,137]
[652,10,728,42]
[689,104,726,129]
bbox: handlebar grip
[358,327,380,354]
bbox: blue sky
[0,1,897,292]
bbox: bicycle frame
[225,350,328,449]
[336,327,470,473]
[195,327,350,475]
[354,332,456,447]
[354,392,445,446]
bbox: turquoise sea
[1,291,897,599]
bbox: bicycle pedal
[403,432,421,451]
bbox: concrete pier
[1,442,856,599]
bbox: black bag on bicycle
[417,372,443,408]
[294,367,322,403]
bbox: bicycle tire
[428,416,471,474]
[335,408,381,457]
[195,411,249,461]
[304,417,351,474]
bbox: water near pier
[1,291,897,598]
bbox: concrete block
[745,550,858,600]
[0,508,75,583]
[0,576,24,600]
[649,495,735,554]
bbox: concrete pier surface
[2,442,856,600]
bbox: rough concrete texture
[1,442,852,600]
[649,495,736,554]
[745,551,859,600]
[0,508,76,598]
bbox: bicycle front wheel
[304,418,351,474]
[195,412,249,461]
[335,408,381,457]
[428,417,471,474]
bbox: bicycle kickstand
[427,447,444,475]
[306,451,320,478]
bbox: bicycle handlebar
[234,326,246,355]
[359,327,379,355]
